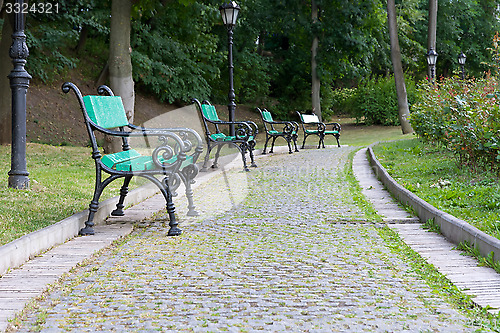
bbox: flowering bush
[410,75,500,171]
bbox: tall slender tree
[0,9,13,144]
[387,0,413,134]
[105,0,135,153]
[311,0,321,120]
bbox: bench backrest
[83,95,129,129]
[300,113,320,124]
[262,110,274,122]
[201,104,220,122]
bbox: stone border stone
[367,145,500,260]
[0,183,159,277]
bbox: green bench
[193,99,258,172]
[258,107,299,154]
[296,112,341,149]
[62,82,203,236]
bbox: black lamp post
[219,1,240,136]
[458,52,466,80]
[426,47,438,83]
[8,0,31,189]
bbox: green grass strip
[378,225,500,332]
[343,148,382,223]
[372,138,500,240]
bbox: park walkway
[10,147,486,332]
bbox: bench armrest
[304,122,326,132]
[266,120,296,134]
[129,125,203,156]
[234,121,257,141]
[323,122,341,132]
[243,120,258,136]
[98,126,187,155]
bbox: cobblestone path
[14,148,484,332]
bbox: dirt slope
[25,75,262,147]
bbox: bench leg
[262,136,270,155]
[270,137,277,153]
[237,143,250,172]
[285,136,293,154]
[80,199,99,236]
[318,133,325,149]
[249,141,257,168]
[78,171,120,236]
[292,134,299,152]
[185,181,198,216]
[180,165,199,216]
[111,176,132,217]
[336,135,341,148]
[201,145,213,172]
[158,176,181,236]
[212,144,224,169]
[80,170,118,236]
[301,134,307,149]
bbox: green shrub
[26,24,79,83]
[410,75,500,171]
[331,87,357,116]
[332,75,418,126]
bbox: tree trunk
[75,25,88,54]
[0,12,13,144]
[311,0,321,121]
[105,0,135,153]
[427,0,438,79]
[387,0,413,134]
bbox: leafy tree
[413,0,500,78]
[388,0,413,134]
[311,0,321,120]
[130,1,222,104]
[25,0,110,83]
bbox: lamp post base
[8,173,29,189]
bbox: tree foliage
[14,0,500,118]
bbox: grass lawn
[0,143,144,246]
[285,122,408,149]
[372,138,500,239]
[336,124,407,147]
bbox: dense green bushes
[332,75,418,125]
[410,75,500,172]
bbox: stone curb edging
[0,183,159,277]
[367,145,500,260]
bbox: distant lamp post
[8,0,31,189]
[219,1,240,136]
[426,47,438,83]
[458,52,466,80]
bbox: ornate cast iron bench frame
[296,112,341,149]
[193,99,258,172]
[63,82,203,236]
[257,107,299,154]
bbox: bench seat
[102,150,194,172]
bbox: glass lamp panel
[458,53,466,65]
